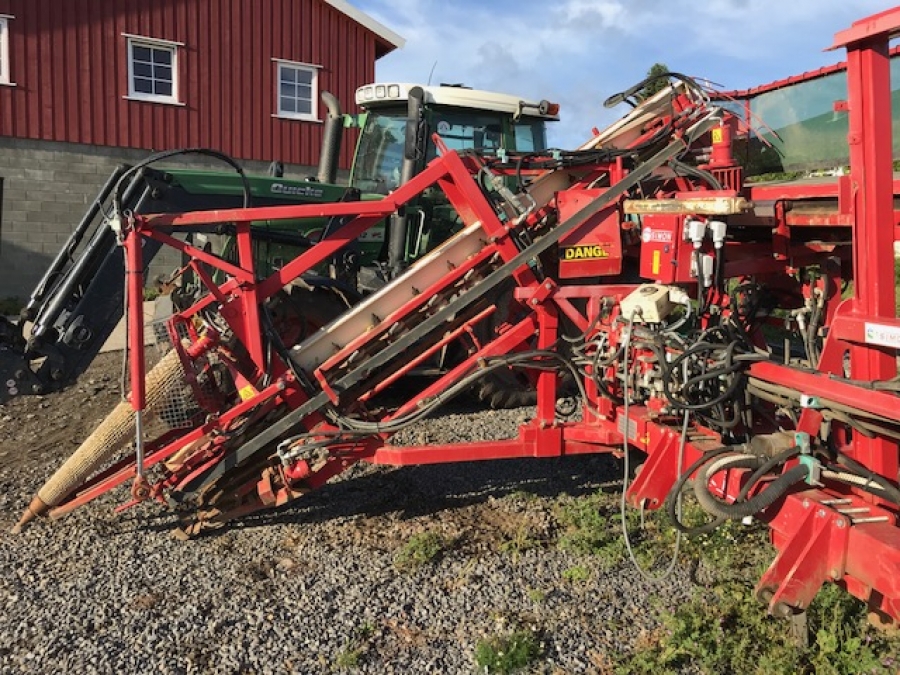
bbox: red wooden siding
[0,0,385,168]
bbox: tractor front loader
[1,82,559,409]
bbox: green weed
[474,628,542,674]
[676,498,770,575]
[333,622,375,671]
[554,491,624,564]
[562,565,591,583]
[499,520,542,560]
[618,577,900,675]
[393,531,447,572]
[333,647,361,670]
[527,588,546,604]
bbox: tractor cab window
[352,111,407,194]
[513,118,548,153]
[351,107,551,195]
[427,110,506,159]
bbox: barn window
[0,16,13,86]
[124,34,181,104]
[273,59,320,121]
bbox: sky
[352,0,897,149]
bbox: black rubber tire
[471,279,539,409]
[273,285,351,345]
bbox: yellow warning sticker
[562,245,609,260]
[238,384,257,401]
[711,128,724,144]
[652,250,661,275]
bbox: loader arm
[1,166,162,403]
[0,164,353,404]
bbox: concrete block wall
[0,137,322,303]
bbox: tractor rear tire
[471,279,538,410]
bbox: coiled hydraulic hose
[666,445,801,534]
[693,456,809,521]
[666,439,900,535]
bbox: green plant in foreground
[527,588,546,604]
[618,579,900,675]
[393,531,446,571]
[334,647,361,670]
[333,622,375,671]
[676,498,771,574]
[499,520,541,560]
[474,629,542,674]
[554,491,624,564]
[562,565,590,584]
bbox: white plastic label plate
[863,322,900,349]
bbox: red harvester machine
[15,9,900,625]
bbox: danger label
[562,245,609,260]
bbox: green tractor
[0,82,559,404]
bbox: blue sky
[353,0,897,148]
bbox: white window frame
[124,34,182,105]
[0,15,14,86]
[273,58,320,122]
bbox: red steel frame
[55,9,900,624]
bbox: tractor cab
[345,83,559,283]
[349,82,558,195]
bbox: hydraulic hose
[113,148,252,221]
[822,470,900,502]
[666,445,801,535]
[694,459,809,521]
[665,446,735,535]
[834,450,900,505]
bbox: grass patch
[745,170,805,183]
[562,565,591,584]
[393,531,447,572]
[474,628,542,674]
[143,286,162,302]
[574,491,900,673]
[499,518,542,560]
[333,647,361,670]
[333,622,375,671]
[527,588,546,604]
[554,489,682,573]
[619,580,900,675]
[675,498,771,574]
[554,491,624,564]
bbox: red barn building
[0,0,403,298]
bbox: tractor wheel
[471,280,539,410]
[268,284,351,346]
[475,369,538,409]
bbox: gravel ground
[0,353,702,674]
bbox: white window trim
[123,33,181,105]
[0,15,15,87]
[272,58,321,122]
